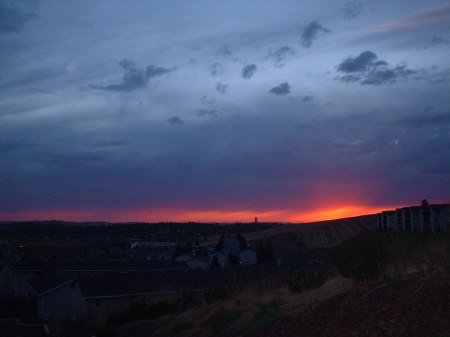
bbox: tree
[215,234,224,252]
[256,239,275,264]
[236,233,248,250]
[172,241,193,260]
[210,255,221,269]
[228,252,239,266]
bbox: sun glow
[0,204,390,223]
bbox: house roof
[190,256,210,263]
[430,204,450,211]
[10,260,188,272]
[77,270,227,298]
[28,271,76,296]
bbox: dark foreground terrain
[243,274,450,337]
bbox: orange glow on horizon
[0,204,393,223]
[293,206,388,223]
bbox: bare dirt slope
[201,214,377,250]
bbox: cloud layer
[0,0,449,222]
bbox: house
[209,252,227,268]
[28,271,86,320]
[77,270,228,321]
[175,254,193,263]
[0,260,189,299]
[186,256,210,270]
[1,263,37,297]
[130,248,173,261]
[378,211,397,230]
[240,249,257,266]
[130,240,176,249]
[213,234,244,267]
[222,235,240,258]
[0,263,13,297]
[378,202,450,232]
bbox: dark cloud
[418,36,449,50]
[302,96,313,102]
[167,116,183,126]
[342,1,363,20]
[0,1,37,34]
[118,59,134,70]
[90,59,173,92]
[216,82,227,94]
[217,45,232,57]
[337,51,378,73]
[269,82,291,95]
[300,21,331,48]
[200,95,216,106]
[209,62,224,76]
[146,65,173,78]
[337,51,416,85]
[196,109,217,117]
[429,68,450,83]
[266,46,296,67]
[392,112,450,128]
[361,70,396,85]
[241,64,257,79]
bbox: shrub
[246,299,285,331]
[288,265,328,293]
[203,308,242,333]
[204,285,229,303]
[337,233,390,281]
[171,291,198,313]
[107,292,199,327]
[171,321,194,334]
[107,300,172,326]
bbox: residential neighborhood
[0,221,326,335]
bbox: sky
[0,0,449,223]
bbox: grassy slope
[112,231,449,337]
[113,276,355,337]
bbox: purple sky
[0,0,449,222]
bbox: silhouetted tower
[254,217,258,224]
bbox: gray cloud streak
[90,59,174,92]
[0,1,37,34]
[216,82,227,94]
[266,46,296,67]
[342,1,363,20]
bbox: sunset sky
[1,0,449,223]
